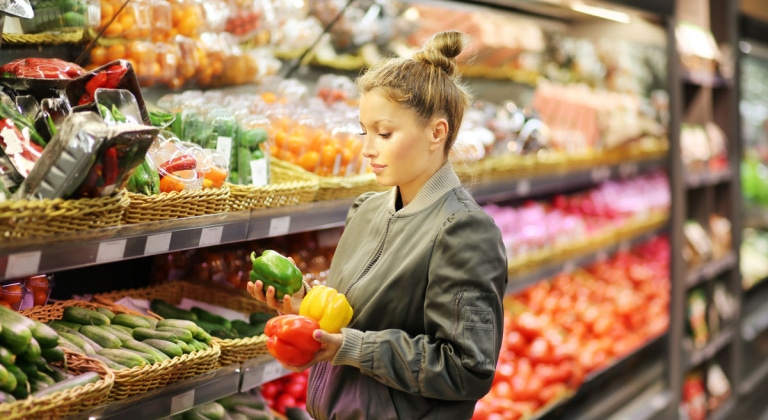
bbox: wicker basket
[2,31,85,45]
[227,158,319,212]
[93,281,274,367]
[0,350,113,420]
[124,185,230,224]
[0,190,129,240]
[21,300,221,401]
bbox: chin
[374,174,396,187]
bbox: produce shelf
[685,251,737,289]
[240,356,294,393]
[742,299,768,342]
[536,335,666,419]
[685,325,735,369]
[506,220,668,295]
[601,380,671,420]
[0,157,666,281]
[82,364,242,419]
[739,355,768,397]
[684,168,732,189]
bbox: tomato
[504,331,528,354]
[538,382,569,406]
[493,361,515,385]
[527,337,553,364]
[274,393,297,414]
[260,381,281,400]
[492,380,514,400]
[515,312,543,340]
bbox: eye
[358,131,367,136]
[378,133,391,138]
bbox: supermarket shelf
[240,356,293,392]
[605,381,671,420]
[709,397,736,420]
[83,364,242,419]
[742,299,768,341]
[506,221,668,295]
[538,335,666,419]
[0,157,665,281]
[472,158,665,204]
[685,251,737,289]
[684,168,732,189]
[739,354,768,397]
[685,325,735,369]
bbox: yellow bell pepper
[299,285,354,333]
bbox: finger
[282,294,294,314]
[313,330,342,346]
[265,285,280,309]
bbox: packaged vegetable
[94,88,143,125]
[126,155,160,195]
[0,58,86,80]
[66,60,150,124]
[0,118,43,178]
[15,112,108,200]
[71,123,158,198]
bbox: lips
[370,163,386,174]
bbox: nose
[361,135,377,159]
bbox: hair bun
[413,31,466,77]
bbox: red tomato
[493,362,515,385]
[275,393,298,414]
[538,383,569,406]
[515,312,543,340]
[504,331,528,354]
[260,381,280,400]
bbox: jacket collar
[389,161,461,215]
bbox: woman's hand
[278,329,343,373]
[247,280,305,315]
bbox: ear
[430,118,449,151]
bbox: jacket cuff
[332,328,364,367]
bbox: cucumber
[30,377,49,394]
[58,331,95,355]
[210,329,238,340]
[7,364,29,399]
[249,312,275,325]
[0,364,16,393]
[175,340,192,354]
[79,326,122,349]
[33,371,55,386]
[71,332,103,353]
[101,325,134,343]
[217,393,267,411]
[56,335,84,355]
[150,300,197,321]
[188,339,208,352]
[0,346,15,366]
[49,320,81,332]
[121,348,164,365]
[97,349,148,368]
[31,372,99,398]
[156,327,193,343]
[96,307,116,320]
[110,324,135,336]
[193,401,226,420]
[190,307,232,330]
[47,366,69,382]
[234,406,275,420]
[132,328,177,342]
[62,307,111,326]
[193,319,228,333]
[41,346,65,363]
[181,411,210,420]
[30,321,59,349]
[121,339,170,363]
[142,339,183,358]
[0,305,33,354]
[231,320,265,338]
[156,319,198,332]
[111,314,153,329]
[16,360,38,378]
[22,337,41,361]
[88,354,129,371]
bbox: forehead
[359,92,413,123]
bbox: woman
[248,31,508,419]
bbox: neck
[398,158,447,207]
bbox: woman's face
[358,91,445,205]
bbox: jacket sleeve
[332,210,508,400]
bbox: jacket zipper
[308,215,393,418]
[344,216,393,295]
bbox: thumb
[313,329,341,345]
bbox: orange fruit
[106,43,126,62]
[90,46,108,66]
[298,151,320,172]
[103,21,124,38]
[286,135,306,155]
[320,144,338,168]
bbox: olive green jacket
[307,162,508,419]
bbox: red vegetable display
[79,63,129,105]
[0,58,86,79]
[265,315,322,366]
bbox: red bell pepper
[103,146,118,186]
[264,315,321,366]
[79,63,130,105]
[157,154,196,176]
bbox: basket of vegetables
[226,157,319,212]
[92,280,276,367]
[0,304,114,419]
[21,299,221,401]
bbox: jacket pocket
[460,293,497,373]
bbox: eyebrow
[359,119,394,127]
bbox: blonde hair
[356,31,472,155]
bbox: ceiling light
[570,3,631,24]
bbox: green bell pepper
[250,250,303,299]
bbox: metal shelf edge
[686,326,735,369]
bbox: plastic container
[100,0,150,39]
[22,0,100,34]
[1,282,26,310]
[24,274,54,307]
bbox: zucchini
[111,314,153,330]
[132,328,177,342]
[156,327,193,343]
[96,307,116,320]
[150,300,197,321]
[31,372,100,398]
[41,346,65,363]
[190,307,232,329]
[192,319,228,333]
[0,305,33,354]
[30,321,59,349]
[62,307,111,326]
[142,339,183,358]
[120,339,170,363]
[79,326,122,349]
[97,349,148,368]
[210,329,238,340]
[48,320,81,331]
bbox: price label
[250,159,269,187]
[269,216,291,237]
[516,179,531,196]
[5,251,41,279]
[216,136,233,158]
[170,389,195,414]
[199,226,224,247]
[144,233,172,255]
[96,240,127,263]
[262,360,287,383]
[241,364,265,391]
